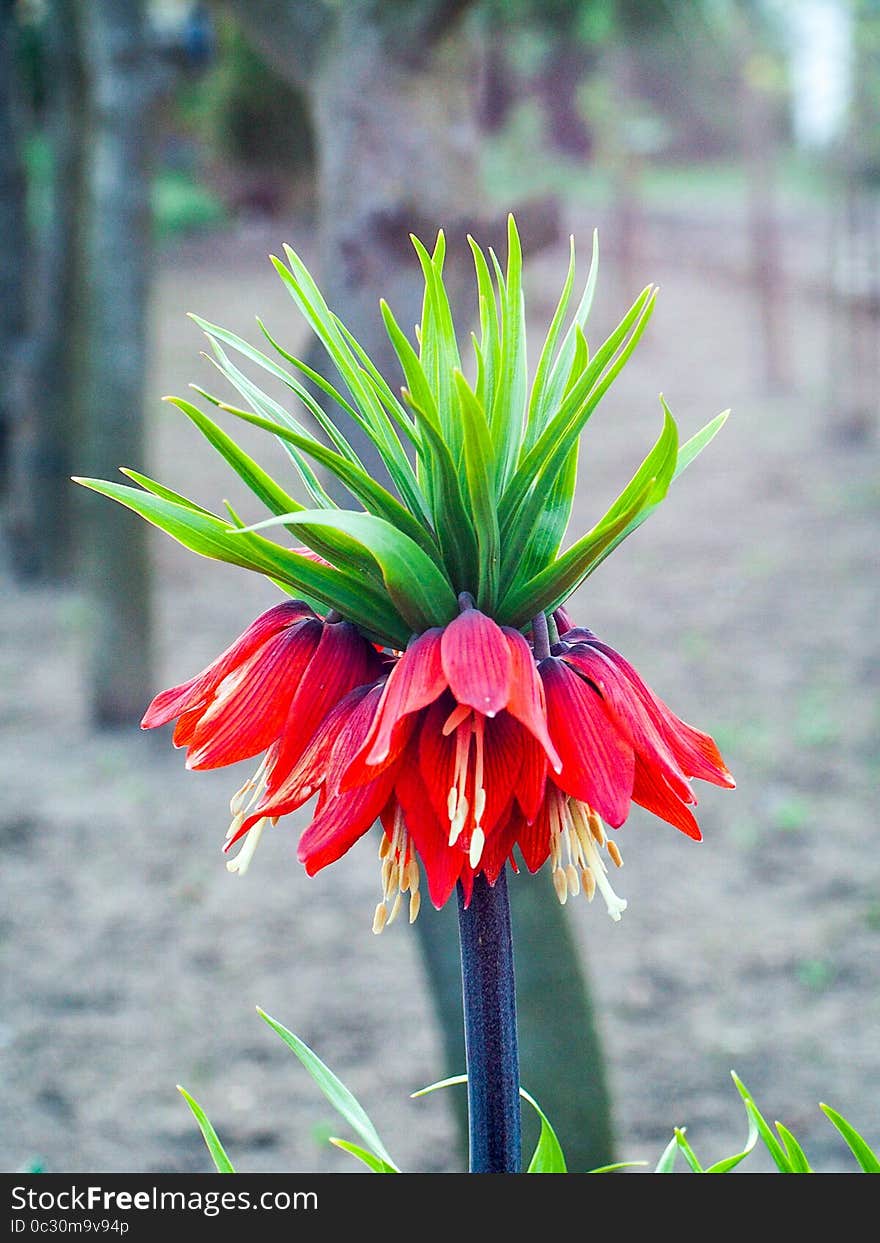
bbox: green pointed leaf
[674,1127,705,1173]
[411,1074,567,1173]
[241,509,458,634]
[502,284,655,533]
[580,405,727,585]
[704,1109,759,1173]
[654,1134,679,1173]
[380,296,440,517]
[177,1087,236,1174]
[74,478,408,645]
[257,1009,399,1172]
[190,312,365,465]
[328,1138,398,1173]
[525,233,576,450]
[819,1104,880,1173]
[209,398,439,560]
[498,475,657,627]
[454,371,500,610]
[165,396,306,529]
[730,1072,795,1173]
[273,245,418,492]
[410,1073,468,1098]
[673,409,730,481]
[401,387,481,595]
[587,1161,649,1173]
[528,228,600,447]
[520,1086,567,1173]
[467,235,501,418]
[255,315,364,428]
[774,1120,812,1173]
[252,310,428,523]
[488,214,527,491]
[334,315,418,445]
[602,400,678,527]
[199,338,336,510]
[410,231,462,460]
[516,440,578,585]
[118,468,216,517]
[498,289,657,583]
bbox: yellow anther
[372,902,388,935]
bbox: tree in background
[1,0,178,723]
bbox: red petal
[395,762,464,909]
[141,601,316,729]
[257,683,377,816]
[297,762,400,875]
[172,704,206,748]
[440,609,512,717]
[418,697,459,828]
[503,627,562,771]
[563,644,694,802]
[585,640,734,788]
[266,621,384,788]
[554,606,575,635]
[516,734,548,823]
[184,620,322,770]
[476,803,519,886]
[515,799,552,873]
[632,757,702,840]
[480,713,525,834]
[540,657,635,828]
[417,702,525,839]
[361,629,446,765]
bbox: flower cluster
[144,594,732,928]
[78,216,733,929]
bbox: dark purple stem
[457,869,522,1173]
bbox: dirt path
[2,210,878,1174]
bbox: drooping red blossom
[140,601,384,872]
[231,604,564,917]
[283,612,732,927]
[142,594,732,928]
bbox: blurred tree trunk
[737,27,789,393]
[0,0,29,513]
[6,0,89,580]
[231,0,615,1172]
[76,0,154,725]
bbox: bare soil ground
[2,203,878,1175]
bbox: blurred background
[1,0,878,1174]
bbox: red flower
[234,605,562,919]
[144,597,733,929]
[286,614,731,928]
[523,627,734,918]
[141,601,384,873]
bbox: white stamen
[578,821,628,921]
[469,826,486,868]
[225,816,267,876]
[449,795,469,845]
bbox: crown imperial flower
[77,216,733,925]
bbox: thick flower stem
[456,869,522,1173]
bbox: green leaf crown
[76,214,727,646]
